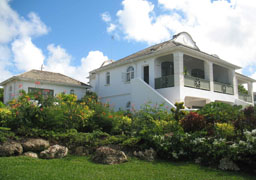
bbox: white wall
[3,80,87,104]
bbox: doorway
[144,66,149,84]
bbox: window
[8,85,12,100]
[106,72,110,85]
[126,66,134,82]
[70,89,74,94]
[28,88,54,99]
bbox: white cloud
[107,23,116,33]
[0,0,48,43]
[12,37,45,71]
[105,0,256,70]
[101,12,111,22]
[45,44,108,83]
[116,0,171,44]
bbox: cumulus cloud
[104,0,256,70]
[44,44,108,83]
[12,37,45,71]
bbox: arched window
[70,89,74,95]
[106,72,110,85]
[126,66,134,82]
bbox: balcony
[239,93,252,103]
[184,75,210,90]
[214,82,234,95]
[155,75,174,89]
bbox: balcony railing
[214,81,234,95]
[239,93,252,103]
[184,75,210,90]
[155,75,174,89]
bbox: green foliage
[215,123,235,139]
[0,127,16,143]
[180,112,206,133]
[171,102,186,121]
[238,84,248,94]
[198,102,242,123]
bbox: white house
[0,69,90,104]
[89,32,255,110]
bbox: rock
[133,148,156,161]
[40,145,68,159]
[0,141,23,156]
[24,152,38,158]
[92,146,128,165]
[22,138,50,152]
[218,158,240,171]
[74,146,89,156]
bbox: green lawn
[0,156,255,180]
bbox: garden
[0,90,256,179]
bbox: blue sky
[0,0,256,89]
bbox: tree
[238,84,248,95]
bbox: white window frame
[126,66,134,82]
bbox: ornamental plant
[215,123,235,139]
[180,112,206,133]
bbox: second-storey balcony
[214,81,234,95]
[155,75,174,89]
[239,93,252,103]
[184,75,210,90]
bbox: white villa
[0,69,90,104]
[89,32,255,110]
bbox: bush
[198,102,242,124]
[215,123,235,139]
[180,112,206,133]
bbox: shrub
[198,102,242,124]
[180,112,206,133]
[0,108,11,127]
[215,123,235,139]
[171,102,186,121]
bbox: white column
[173,52,184,87]
[233,71,238,98]
[248,82,253,103]
[204,61,214,91]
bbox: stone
[23,152,38,158]
[22,138,50,152]
[92,146,128,165]
[218,158,240,171]
[0,141,23,156]
[133,148,156,161]
[74,146,89,156]
[40,145,68,159]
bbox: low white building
[0,69,90,104]
[89,32,255,110]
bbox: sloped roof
[0,69,90,87]
[90,32,241,73]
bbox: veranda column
[173,52,184,87]
[232,71,238,98]
[173,52,184,103]
[204,61,214,91]
[248,82,253,103]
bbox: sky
[0,0,256,90]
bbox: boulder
[218,158,240,171]
[40,145,68,159]
[133,148,156,161]
[92,146,128,165]
[22,138,50,152]
[0,141,23,156]
[24,152,38,158]
[74,146,89,156]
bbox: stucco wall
[3,80,87,103]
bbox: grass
[0,156,255,180]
